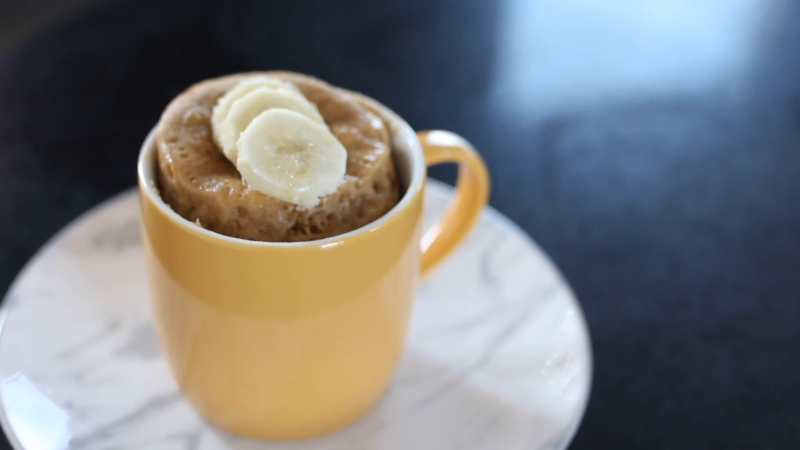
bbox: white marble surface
[0,180,592,450]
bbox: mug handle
[418,130,491,277]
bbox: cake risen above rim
[155,71,401,242]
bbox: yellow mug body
[137,92,489,440]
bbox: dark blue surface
[0,0,799,448]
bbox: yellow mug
[137,91,490,440]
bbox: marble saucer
[0,180,592,450]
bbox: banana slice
[237,109,347,208]
[212,77,300,147]
[216,87,326,162]
[212,76,306,160]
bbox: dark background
[1,0,799,448]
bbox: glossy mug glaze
[137,92,490,440]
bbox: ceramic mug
[137,91,490,440]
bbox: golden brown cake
[155,72,400,242]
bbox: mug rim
[137,91,426,248]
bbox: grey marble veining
[0,181,591,450]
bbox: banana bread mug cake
[156,71,400,242]
[139,70,490,440]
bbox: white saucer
[0,180,591,450]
